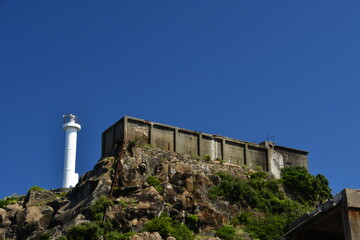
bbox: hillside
[0,144,331,240]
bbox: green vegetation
[105,231,135,240]
[140,143,155,148]
[146,176,163,193]
[36,232,51,240]
[186,214,199,230]
[204,154,211,161]
[245,214,287,240]
[215,225,243,240]
[64,196,136,240]
[187,214,199,224]
[281,166,332,204]
[143,215,194,240]
[29,186,47,192]
[88,196,114,221]
[67,222,104,240]
[66,220,134,240]
[210,167,332,240]
[35,191,69,206]
[56,191,68,198]
[0,195,20,208]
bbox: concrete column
[221,139,225,160]
[244,144,249,166]
[211,138,216,160]
[174,128,178,152]
[198,134,202,156]
[123,116,128,142]
[149,124,154,145]
[266,148,272,172]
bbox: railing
[63,114,81,124]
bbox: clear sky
[1,1,359,199]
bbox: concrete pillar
[266,148,271,172]
[198,134,203,156]
[211,138,216,160]
[123,116,128,142]
[244,144,249,165]
[221,139,225,160]
[174,128,178,152]
[149,124,154,145]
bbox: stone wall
[102,116,308,178]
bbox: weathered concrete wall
[152,124,174,151]
[275,146,308,169]
[102,116,309,178]
[223,140,245,165]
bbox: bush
[204,154,211,161]
[88,196,114,221]
[209,169,321,239]
[281,166,332,204]
[146,176,163,193]
[215,225,236,240]
[105,231,135,240]
[143,215,173,238]
[0,195,20,208]
[245,215,287,240]
[231,212,251,226]
[186,214,199,230]
[36,233,51,240]
[170,220,195,240]
[186,214,199,224]
[143,215,194,240]
[29,186,47,191]
[67,222,104,240]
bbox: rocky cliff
[0,144,325,240]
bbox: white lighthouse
[62,114,81,188]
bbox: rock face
[0,145,250,240]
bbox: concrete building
[102,116,308,178]
[283,189,360,240]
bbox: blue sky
[1,1,359,199]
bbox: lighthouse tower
[62,114,81,188]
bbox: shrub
[105,231,135,240]
[231,212,251,226]
[281,166,332,204]
[245,215,287,240]
[170,220,195,240]
[187,214,199,224]
[0,195,20,208]
[29,186,47,191]
[209,185,223,199]
[210,169,320,239]
[67,222,104,240]
[204,154,211,161]
[143,215,194,240]
[88,196,114,221]
[214,225,237,240]
[146,176,163,193]
[143,215,173,238]
[186,214,199,230]
[36,232,51,240]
